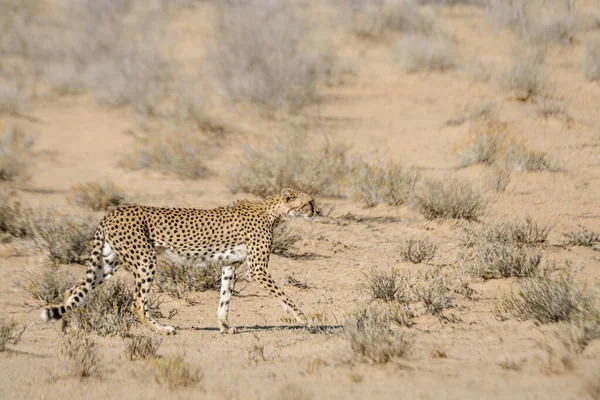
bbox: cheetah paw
[220,325,238,335]
[157,325,177,335]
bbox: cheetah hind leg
[217,265,237,334]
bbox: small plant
[412,177,488,220]
[563,226,599,247]
[119,130,211,180]
[414,268,453,315]
[246,336,266,365]
[154,253,221,299]
[0,189,30,238]
[504,143,559,172]
[348,157,419,207]
[0,319,25,351]
[272,226,303,259]
[23,267,78,305]
[498,356,526,371]
[456,119,514,167]
[125,334,162,361]
[154,353,202,390]
[344,304,410,363]
[464,218,550,248]
[468,242,542,279]
[486,167,511,193]
[0,123,36,181]
[60,333,101,378]
[285,274,309,290]
[388,302,415,327]
[495,275,595,323]
[502,46,547,101]
[399,237,437,264]
[537,97,572,122]
[583,39,600,81]
[429,345,447,359]
[69,181,126,211]
[397,34,456,72]
[366,267,411,303]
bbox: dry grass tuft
[468,242,542,279]
[414,267,452,315]
[495,275,596,324]
[348,157,419,207]
[154,353,203,390]
[486,167,511,193]
[22,267,78,305]
[498,356,526,371]
[154,253,221,299]
[388,302,416,327]
[0,123,36,181]
[69,181,126,211]
[285,274,309,290]
[399,236,437,264]
[272,226,304,259]
[562,226,599,247]
[0,319,25,351]
[119,130,211,180]
[502,46,547,101]
[0,189,30,239]
[465,218,550,248]
[584,39,600,81]
[503,143,559,172]
[412,177,488,220]
[397,34,456,72]
[366,267,411,303]
[537,97,573,122]
[60,333,102,378]
[125,334,162,361]
[344,304,411,363]
[229,131,348,197]
[429,345,447,359]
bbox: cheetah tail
[40,305,67,321]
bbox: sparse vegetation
[414,267,452,314]
[464,218,550,248]
[229,131,348,197]
[69,181,126,211]
[502,46,547,100]
[486,167,511,193]
[456,119,515,167]
[584,39,600,81]
[154,253,221,299]
[344,304,410,363]
[154,353,202,390]
[60,333,101,378]
[0,319,25,351]
[468,242,542,279]
[348,157,419,207]
[246,336,266,365]
[125,334,162,361]
[388,302,415,327]
[0,123,36,181]
[272,226,303,259]
[537,97,573,122]
[429,345,447,359]
[397,34,456,72]
[498,356,526,371]
[0,189,30,238]
[563,226,599,247]
[412,177,488,220]
[23,267,78,305]
[285,274,309,290]
[503,143,559,172]
[366,267,411,303]
[399,236,437,264]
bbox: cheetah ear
[281,188,296,202]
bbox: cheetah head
[281,188,320,219]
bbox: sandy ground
[1,2,600,399]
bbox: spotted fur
[40,188,320,335]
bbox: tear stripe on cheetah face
[40,188,320,335]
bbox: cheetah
[40,188,320,335]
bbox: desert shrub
[65,280,138,337]
[0,318,25,351]
[228,131,348,197]
[445,101,496,126]
[272,226,303,258]
[343,0,433,38]
[464,218,550,248]
[366,267,411,303]
[584,39,600,81]
[388,302,415,327]
[60,333,101,378]
[504,142,558,172]
[204,1,335,113]
[496,275,596,323]
[0,123,36,181]
[563,226,599,247]
[119,129,211,179]
[28,208,96,264]
[348,157,419,207]
[414,267,452,314]
[468,242,542,279]
[399,237,437,263]
[125,334,162,361]
[456,120,514,167]
[0,190,30,238]
[344,304,410,363]
[69,181,126,211]
[22,267,78,305]
[502,46,547,100]
[154,252,221,299]
[154,353,203,390]
[537,97,572,121]
[397,34,456,72]
[486,167,511,193]
[411,177,487,220]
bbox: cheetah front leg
[217,265,237,334]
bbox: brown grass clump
[414,267,452,315]
[154,253,221,299]
[468,242,542,280]
[60,333,102,378]
[344,304,410,363]
[397,34,456,72]
[495,275,596,324]
[366,267,411,303]
[348,157,419,207]
[125,334,162,361]
[562,226,599,247]
[502,46,547,101]
[0,123,36,181]
[154,353,203,390]
[399,237,437,264]
[465,218,550,248]
[412,177,488,220]
[583,39,600,81]
[229,131,348,197]
[119,130,211,180]
[22,267,78,305]
[0,319,25,351]
[0,189,30,239]
[69,181,126,211]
